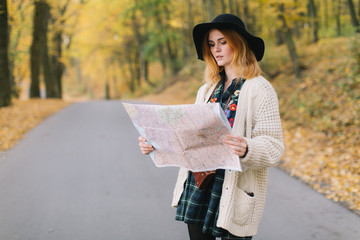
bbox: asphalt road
[0,101,359,240]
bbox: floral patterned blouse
[210,71,246,127]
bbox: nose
[215,44,221,52]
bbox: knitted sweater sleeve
[195,84,209,103]
[240,82,285,170]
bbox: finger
[224,142,247,156]
[140,145,154,153]
[139,142,154,151]
[142,147,155,154]
[142,149,152,155]
[229,148,242,156]
[138,136,146,142]
[230,145,245,154]
[224,134,245,143]
[140,146,153,155]
[223,138,246,148]
[224,134,247,144]
[225,133,242,140]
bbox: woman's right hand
[138,136,155,155]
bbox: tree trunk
[346,0,360,32]
[134,48,141,87]
[51,32,65,98]
[74,58,82,84]
[164,4,181,73]
[228,0,233,13]
[41,2,59,98]
[48,0,70,99]
[308,0,319,42]
[165,36,178,72]
[144,60,149,85]
[207,0,213,20]
[333,0,341,36]
[105,81,110,100]
[221,0,226,12]
[323,0,329,29]
[201,0,207,21]
[158,45,167,72]
[293,0,301,38]
[275,29,284,46]
[153,6,167,72]
[130,4,154,87]
[112,61,119,99]
[130,12,143,85]
[278,3,300,79]
[0,0,11,107]
[128,54,136,93]
[243,0,250,32]
[125,41,137,93]
[30,0,44,98]
[183,0,193,59]
[234,0,240,17]
[8,0,26,98]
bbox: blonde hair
[202,29,262,85]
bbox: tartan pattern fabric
[176,170,251,239]
[176,73,251,239]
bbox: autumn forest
[0,0,359,103]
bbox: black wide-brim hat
[193,14,265,61]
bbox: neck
[224,66,237,84]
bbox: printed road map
[123,103,241,172]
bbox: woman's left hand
[223,133,248,157]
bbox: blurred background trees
[1,0,360,103]
[0,0,11,107]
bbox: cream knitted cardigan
[171,75,285,237]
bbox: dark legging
[187,224,252,240]
[187,224,215,240]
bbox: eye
[209,42,215,47]
[220,40,227,45]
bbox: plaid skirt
[175,169,252,239]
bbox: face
[208,29,234,68]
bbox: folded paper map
[122,102,241,172]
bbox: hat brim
[193,22,265,61]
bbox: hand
[223,134,248,157]
[138,136,155,155]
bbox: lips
[216,56,223,60]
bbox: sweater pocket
[232,187,256,225]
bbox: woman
[139,14,284,240]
